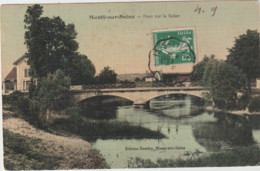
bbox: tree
[203,60,246,109]
[191,54,215,84]
[191,55,247,109]
[66,53,96,85]
[24,5,78,78]
[226,30,260,93]
[24,4,96,84]
[135,77,141,82]
[35,70,71,112]
[96,66,117,84]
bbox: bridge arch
[138,91,207,105]
[74,93,135,104]
[145,92,205,102]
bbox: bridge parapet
[70,83,136,90]
[71,86,208,105]
[70,82,203,91]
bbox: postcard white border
[0,1,260,171]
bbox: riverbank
[206,106,260,116]
[48,110,166,142]
[128,145,260,168]
[2,110,109,169]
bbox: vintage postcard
[1,0,260,170]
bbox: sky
[1,0,260,79]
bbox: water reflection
[79,107,117,119]
[249,115,260,129]
[74,94,260,168]
[192,112,254,152]
[149,95,206,119]
[79,95,132,119]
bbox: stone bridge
[71,86,208,105]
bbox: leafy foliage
[49,112,166,142]
[128,146,260,167]
[25,5,78,77]
[248,96,260,112]
[226,30,260,92]
[3,91,29,114]
[34,70,71,112]
[65,53,96,85]
[203,60,246,109]
[23,4,97,118]
[191,55,215,84]
[96,66,117,84]
[191,56,246,109]
[24,4,95,84]
[237,94,250,110]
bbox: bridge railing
[81,83,136,89]
[70,82,204,90]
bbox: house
[162,73,191,83]
[2,54,31,94]
[2,67,17,95]
[144,71,161,82]
[174,75,191,87]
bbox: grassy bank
[128,146,260,168]
[47,112,166,142]
[3,92,166,142]
[3,129,63,170]
[9,108,166,142]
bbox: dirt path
[3,110,109,169]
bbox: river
[78,95,260,168]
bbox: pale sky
[1,1,260,79]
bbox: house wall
[155,72,161,81]
[183,82,191,87]
[257,79,260,89]
[145,77,155,82]
[16,58,31,92]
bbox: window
[24,69,28,77]
[23,81,31,91]
[24,68,31,77]
[23,81,26,91]
[28,69,31,77]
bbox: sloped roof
[145,71,160,78]
[5,67,17,81]
[145,72,155,78]
[13,54,27,65]
[175,76,190,83]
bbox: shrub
[202,60,246,110]
[3,91,29,114]
[34,69,71,112]
[248,96,260,112]
[237,94,250,110]
[95,66,117,84]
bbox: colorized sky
[1,1,260,79]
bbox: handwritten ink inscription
[194,4,218,16]
[88,4,218,21]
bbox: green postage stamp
[153,28,196,66]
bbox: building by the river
[2,54,31,95]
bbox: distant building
[257,78,260,89]
[2,67,17,95]
[144,71,161,82]
[2,54,31,95]
[174,75,191,87]
[162,73,190,82]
